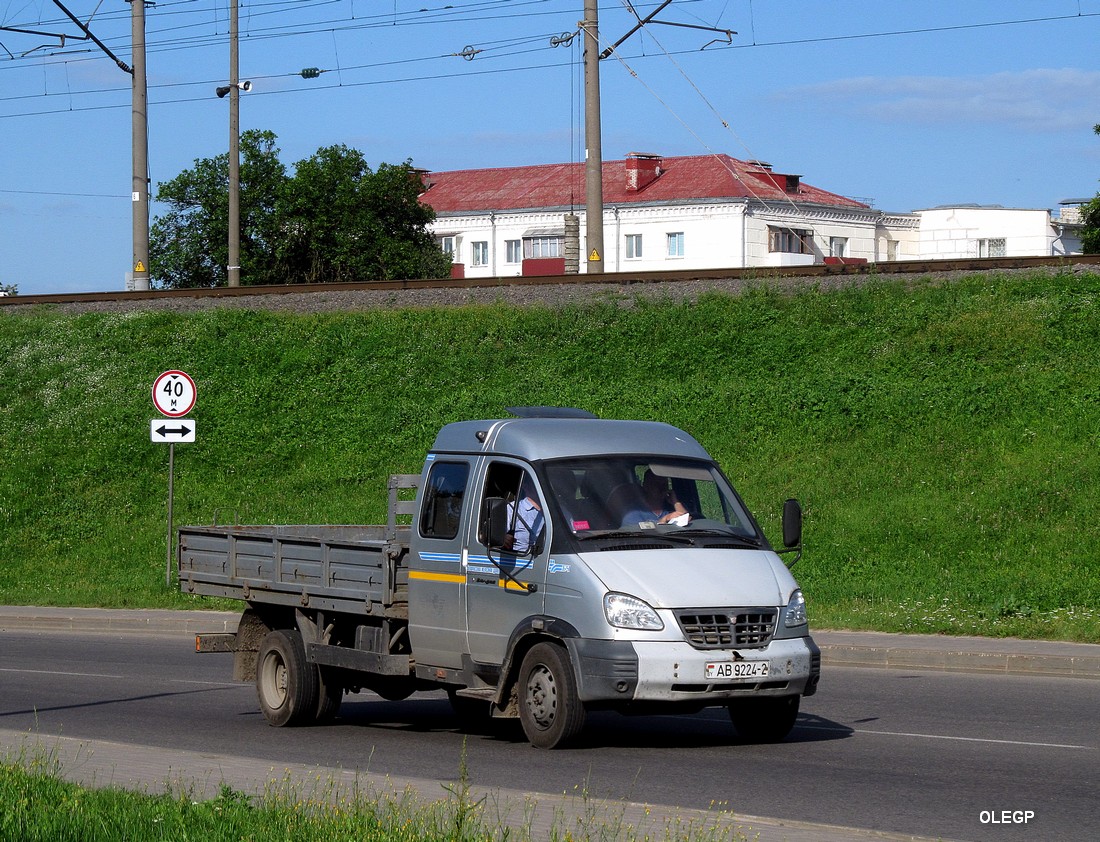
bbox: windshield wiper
[683,529,762,547]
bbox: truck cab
[407,410,819,747]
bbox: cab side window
[419,461,469,539]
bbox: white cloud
[778,68,1100,133]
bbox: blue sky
[2,0,1099,295]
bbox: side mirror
[480,497,510,548]
[782,498,802,549]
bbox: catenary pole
[130,0,150,290]
[582,0,604,274]
[228,1,241,287]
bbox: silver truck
[180,408,820,749]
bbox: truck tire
[257,629,319,727]
[518,642,586,749]
[727,695,800,743]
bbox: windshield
[542,456,761,543]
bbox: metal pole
[131,0,150,291]
[227,1,241,287]
[582,0,604,274]
[165,443,175,587]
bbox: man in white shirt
[507,476,544,554]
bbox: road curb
[0,606,239,635]
[3,606,1099,680]
[817,636,1100,679]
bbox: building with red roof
[419,151,908,276]
[418,152,1082,276]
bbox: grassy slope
[2,270,1098,641]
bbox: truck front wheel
[727,695,800,743]
[518,642,586,749]
[257,629,319,727]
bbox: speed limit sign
[152,370,197,418]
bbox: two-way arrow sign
[151,419,196,443]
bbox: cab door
[464,459,548,665]
[407,456,471,669]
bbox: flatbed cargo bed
[178,523,411,616]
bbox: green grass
[2,270,1099,640]
[0,743,750,842]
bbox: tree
[1080,197,1100,254]
[1084,125,1100,254]
[275,145,451,283]
[150,132,450,287]
[151,130,287,288]
[0,281,16,296]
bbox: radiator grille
[675,608,778,650]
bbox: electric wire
[603,2,804,222]
[2,3,1094,111]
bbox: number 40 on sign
[152,370,196,418]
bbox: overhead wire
[2,4,1091,116]
[2,0,1097,218]
[603,0,803,220]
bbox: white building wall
[432,201,891,274]
[604,203,746,272]
[435,210,572,277]
[744,206,883,266]
[875,214,920,261]
[430,202,1074,275]
[916,207,1059,259]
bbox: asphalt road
[1,627,1097,841]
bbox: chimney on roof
[625,152,662,192]
[409,167,432,191]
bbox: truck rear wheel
[257,629,318,727]
[518,642,586,749]
[727,695,800,743]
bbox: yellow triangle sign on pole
[134,261,147,273]
[588,249,602,262]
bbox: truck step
[452,687,496,700]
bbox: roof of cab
[430,416,712,462]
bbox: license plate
[705,660,769,680]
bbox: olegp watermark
[980,810,1035,824]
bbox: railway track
[3,254,1098,309]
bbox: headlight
[784,589,808,628]
[604,592,664,630]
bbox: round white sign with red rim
[152,370,197,418]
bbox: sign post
[152,371,197,587]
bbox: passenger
[612,482,656,528]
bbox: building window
[667,232,684,257]
[471,241,489,267]
[439,236,456,256]
[505,240,522,264]
[625,234,642,259]
[829,237,848,258]
[769,226,813,254]
[979,238,1006,258]
[524,236,563,259]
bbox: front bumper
[567,635,820,704]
